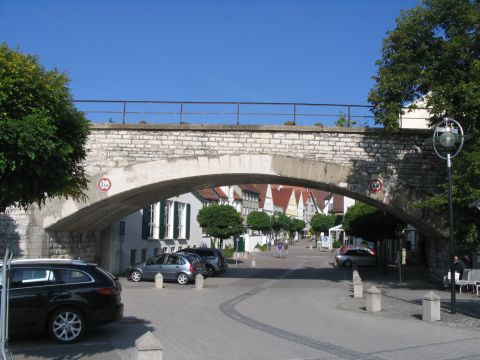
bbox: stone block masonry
[86,124,441,196]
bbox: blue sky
[1,0,420,125]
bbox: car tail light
[189,263,195,272]
[97,287,119,296]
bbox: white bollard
[135,331,163,360]
[422,291,441,322]
[366,286,382,313]
[155,273,163,289]
[251,257,256,267]
[353,278,363,299]
[195,273,204,290]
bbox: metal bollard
[251,257,256,267]
[422,291,441,322]
[366,286,381,312]
[155,273,163,289]
[195,274,204,290]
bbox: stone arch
[39,154,438,238]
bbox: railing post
[122,101,126,124]
[293,104,297,125]
[179,103,183,124]
[236,103,240,125]
[347,105,351,126]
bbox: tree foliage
[197,204,244,247]
[290,218,306,234]
[342,202,405,242]
[368,0,480,133]
[270,213,291,240]
[368,0,480,249]
[0,44,90,212]
[310,213,336,235]
[247,211,271,233]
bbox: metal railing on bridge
[73,100,429,128]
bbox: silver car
[335,248,376,267]
[127,253,205,285]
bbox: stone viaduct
[1,124,445,266]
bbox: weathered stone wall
[0,208,29,257]
[47,231,100,262]
[85,125,442,195]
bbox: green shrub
[332,240,342,249]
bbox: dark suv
[176,248,227,277]
[2,258,123,343]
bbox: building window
[164,200,174,239]
[130,249,137,265]
[177,202,186,238]
[153,248,159,256]
[149,204,157,239]
[141,248,147,262]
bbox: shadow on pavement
[9,316,154,360]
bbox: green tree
[289,218,306,240]
[247,211,271,234]
[197,204,244,248]
[0,44,90,212]
[310,213,336,238]
[270,213,291,242]
[368,0,480,250]
[343,202,405,242]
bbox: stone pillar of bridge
[47,230,100,262]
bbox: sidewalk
[339,264,480,331]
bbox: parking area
[8,245,480,360]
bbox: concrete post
[135,331,163,360]
[366,286,381,313]
[353,278,363,299]
[352,270,361,283]
[422,291,441,322]
[195,274,204,290]
[251,257,256,267]
[154,273,163,289]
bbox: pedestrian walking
[443,255,465,289]
[284,242,289,257]
[277,242,283,258]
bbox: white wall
[106,192,207,275]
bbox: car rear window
[59,269,92,283]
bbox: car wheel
[206,266,217,277]
[343,259,353,268]
[49,307,86,344]
[177,273,189,285]
[130,270,142,282]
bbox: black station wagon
[1,258,123,343]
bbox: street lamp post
[432,119,464,314]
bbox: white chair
[458,269,472,293]
[459,269,480,294]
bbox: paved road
[9,242,480,359]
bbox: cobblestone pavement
[9,241,480,360]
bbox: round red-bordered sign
[98,177,112,192]
[369,178,383,193]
